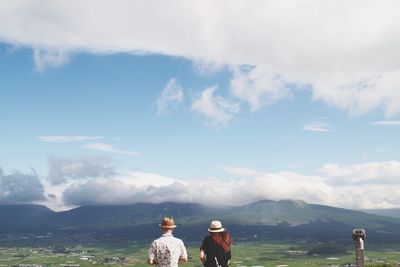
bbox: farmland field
[1,241,400,267]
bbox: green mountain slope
[200,200,400,228]
[1,200,400,242]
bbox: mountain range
[1,200,400,243]
[361,208,400,218]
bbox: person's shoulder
[203,235,212,241]
[172,236,185,243]
[202,235,213,245]
[152,236,164,243]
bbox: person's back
[200,221,232,267]
[148,218,187,267]
[201,235,231,267]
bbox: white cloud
[0,168,46,204]
[41,180,76,211]
[372,120,400,126]
[45,163,177,209]
[33,48,69,73]
[224,166,261,177]
[84,143,139,157]
[230,66,290,111]
[156,78,184,115]
[318,160,400,185]
[47,155,115,185]
[2,2,400,115]
[192,60,226,76]
[62,171,182,206]
[311,72,400,117]
[250,172,340,207]
[191,86,240,127]
[37,135,103,142]
[303,119,331,132]
[62,161,400,209]
[332,184,400,209]
[60,170,342,208]
[115,171,180,188]
[35,159,400,209]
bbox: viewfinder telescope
[352,228,366,241]
[352,228,366,267]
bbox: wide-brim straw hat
[208,220,225,233]
[159,217,177,229]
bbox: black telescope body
[352,228,366,241]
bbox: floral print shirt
[148,233,187,267]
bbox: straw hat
[159,217,177,229]
[208,220,225,233]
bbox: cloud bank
[47,156,116,185]
[0,168,46,204]
[58,162,400,210]
[2,1,400,119]
[2,158,400,210]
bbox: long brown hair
[211,231,232,252]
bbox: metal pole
[355,237,364,267]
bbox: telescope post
[352,228,366,267]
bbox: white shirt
[148,233,187,267]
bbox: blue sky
[1,1,400,210]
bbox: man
[148,217,188,267]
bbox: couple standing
[148,218,232,267]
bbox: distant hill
[0,204,55,232]
[1,200,400,243]
[219,199,379,226]
[361,208,400,218]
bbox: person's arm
[227,249,231,266]
[178,257,187,264]
[148,241,157,265]
[148,258,157,265]
[199,237,208,265]
[199,249,206,264]
[178,241,188,264]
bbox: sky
[1,1,400,211]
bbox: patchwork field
[1,241,400,267]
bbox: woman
[200,220,232,267]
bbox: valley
[1,241,400,267]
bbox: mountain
[361,208,400,218]
[1,200,400,243]
[0,204,55,232]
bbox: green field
[1,241,400,267]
